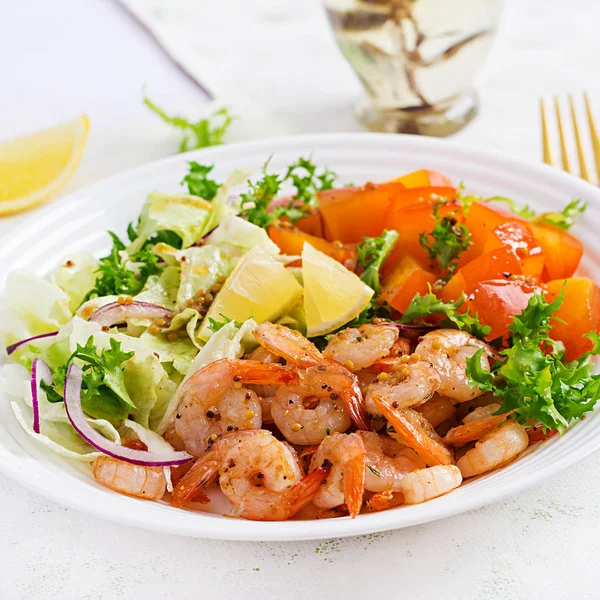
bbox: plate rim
[2,131,600,541]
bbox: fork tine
[569,94,591,182]
[584,92,600,183]
[540,98,555,166]
[554,96,572,173]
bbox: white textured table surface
[2,1,600,598]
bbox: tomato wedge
[381,189,457,273]
[319,184,455,244]
[531,222,583,281]
[269,224,357,267]
[459,203,520,265]
[318,182,406,242]
[380,256,437,313]
[480,221,545,282]
[390,169,454,189]
[546,277,600,360]
[468,279,538,340]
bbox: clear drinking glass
[323,0,504,136]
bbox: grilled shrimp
[309,432,366,518]
[415,394,457,428]
[323,324,398,371]
[360,432,425,493]
[255,323,370,437]
[373,394,454,466]
[246,345,281,424]
[365,360,441,416]
[175,358,297,456]
[272,365,360,444]
[400,465,463,504]
[456,420,528,478]
[92,456,167,501]
[415,329,491,402]
[171,430,331,520]
[253,322,322,369]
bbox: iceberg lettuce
[134,266,180,309]
[176,245,241,307]
[50,252,99,312]
[134,192,212,249]
[0,270,72,348]
[205,215,280,255]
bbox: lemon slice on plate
[0,115,90,216]
[199,246,304,341]
[302,243,374,336]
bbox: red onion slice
[63,363,192,466]
[89,301,173,328]
[30,358,52,434]
[7,331,58,355]
[383,322,438,333]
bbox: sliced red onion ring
[30,358,52,434]
[6,331,58,355]
[63,363,192,466]
[89,301,172,328]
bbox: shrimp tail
[367,491,404,512]
[343,439,366,518]
[343,379,371,431]
[170,456,220,508]
[282,460,333,519]
[444,411,514,447]
[240,361,299,385]
[372,394,454,467]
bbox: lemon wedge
[199,246,304,341]
[302,243,374,336]
[0,115,90,216]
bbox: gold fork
[541,93,600,184]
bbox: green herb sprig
[419,201,471,277]
[466,290,600,434]
[240,157,336,228]
[144,97,234,152]
[41,337,135,421]
[357,230,399,294]
[400,291,491,339]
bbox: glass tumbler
[323,0,504,136]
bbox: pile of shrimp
[92,323,540,521]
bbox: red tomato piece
[484,221,545,282]
[531,223,583,281]
[546,277,600,360]
[318,182,406,243]
[460,203,520,265]
[439,271,467,303]
[381,191,458,274]
[268,225,357,268]
[459,246,522,291]
[469,279,538,340]
[390,169,454,189]
[380,256,437,313]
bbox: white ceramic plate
[1,133,600,541]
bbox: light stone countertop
[1,0,600,598]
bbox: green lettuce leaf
[205,215,280,255]
[174,245,241,308]
[0,270,72,347]
[50,253,99,312]
[135,192,213,249]
[135,266,181,310]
